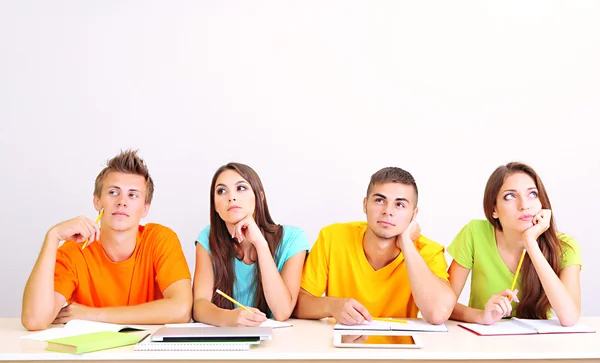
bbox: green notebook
[45,331,141,354]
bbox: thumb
[510,289,520,303]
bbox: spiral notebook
[459,318,596,336]
[165,319,292,329]
[134,335,253,351]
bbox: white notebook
[134,335,252,351]
[21,319,147,341]
[165,319,292,329]
[459,318,596,336]
[334,318,447,332]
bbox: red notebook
[459,318,596,336]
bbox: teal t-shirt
[447,219,581,314]
[196,225,309,309]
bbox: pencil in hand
[508,249,526,301]
[215,289,256,314]
[81,209,104,250]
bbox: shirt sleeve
[300,228,329,297]
[276,226,309,267]
[447,222,475,270]
[194,225,211,254]
[54,245,78,302]
[425,246,450,281]
[153,227,192,292]
[559,234,582,270]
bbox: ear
[492,206,498,219]
[260,191,265,202]
[363,197,368,214]
[93,195,101,212]
[141,203,150,219]
[412,206,419,221]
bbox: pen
[216,289,255,314]
[81,209,104,250]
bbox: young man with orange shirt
[294,167,456,325]
[21,150,192,330]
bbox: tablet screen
[341,335,416,345]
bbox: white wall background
[0,1,598,318]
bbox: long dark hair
[208,162,283,314]
[483,162,566,319]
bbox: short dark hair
[366,167,418,204]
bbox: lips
[112,212,129,217]
[378,221,395,227]
[227,206,241,211]
[519,214,533,221]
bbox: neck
[100,227,138,262]
[363,227,400,271]
[224,223,257,265]
[225,223,236,238]
[495,227,525,255]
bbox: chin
[506,224,530,233]
[374,230,398,240]
[107,223,136,232]
[222,215,245,225]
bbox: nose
[518,196,529,211]
[117,194,127,207]
[383,203,394,216]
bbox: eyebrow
[373,193,410,203]
[215,180,249,189]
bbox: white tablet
[333,332,423,349]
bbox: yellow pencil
[508,249,526,301]
[373,317,408,324]
[216,289,255,314]
[81,209,104,250]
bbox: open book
[165,319,292,329]
[21,319,147,341]
[334,318,448,332]
[459,318,596,336]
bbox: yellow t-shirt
[301,222,449,318]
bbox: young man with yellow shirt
[294,167,456,325]
[21,150,192,331]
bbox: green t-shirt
[447,219,581,315]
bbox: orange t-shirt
[54,223,191,307]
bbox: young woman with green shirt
[447,162,581,327]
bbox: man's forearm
[402,242,455,324]
[91,296,192,325]
[22,233,61,330]
[293,291,331,320]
